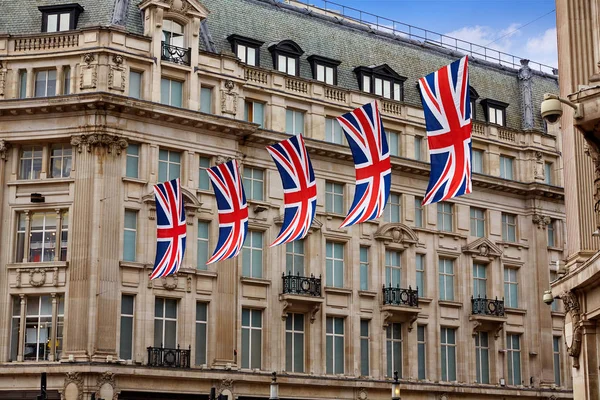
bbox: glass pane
[361,338,369,376]
[122,295,134,314]
[251,249,262,278]
[334,318,344,334]
[254,103,264,128]
[200,87,212,114]
[195,322,207,365]
[334,336,344,374]
[375,78,382,96]
[129,71,142,99]
[251,309,262,328]
[285,331,293,371]
[155,298,163,318]
[196,303,207,322]
[35,71,47,97]
[326,335,333,373]
[317,65,325,82]
[297,112,304,133]
[165,299,177,318]
[247,47,256,66]
[153,319,163,347]
[448,345,456,380]
[250,329,261,368]
[326,67,334,85]
[59,13,70,31]
[19,70,27,99]
[46,70,56,96]
[278,55,287,73]
[164,320,176,348]
[169,163,180,181]
[363,75,370,93]
[294,332,304,372]
[237,44,247,63]
[334,261,343,288]
[286,109,294,134]
[171,81,183,108]
[120,316,133,359]
[241,328,250,368]
[160,79,170,105]
[47,14,58,32]
[418,342,426,379]
[242,308,250,326]
[288,58,296,75]
[383,80,391,99]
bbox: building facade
[0,0,571,399]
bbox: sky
[315,0,558,68]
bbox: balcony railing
[471,296,505,317]
[282,272,322,297]
[382,285,419,307]
[161,42,191,66]
[147,345,191,368]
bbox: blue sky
[315,0,558,67]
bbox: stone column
[580,321,599,399]
[25,67,33,98]
[17,295,25,362]
[212,259,237,367]
[0,140,9,361]
[50,293,58,361]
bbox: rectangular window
[123,210,137,262]
[200,87,212,114]
[35,70,57,97]
[387,131,400,157]
[326,316,344,374]
[384,193,401,223]
[277,54,297,76]
[440,327,457,381]
[63,66,71,95]
[158,149,181,182]
[386,323,403,378]
[417,325,426,379]
[414,136,423,161]
[195,303,208,366]
[470,207,485,237]
[19,70,27,99]
[325,241,344,288]
[504,268,519,308]
[548,220,555,247]
[325,118,345,145]
[285,240,304,275]
[473,263,487,298]
[17,211,68,263]
[550,271,560,312]
[237,44,258,66]
[285,313,305,372]
[197,221,209,270]
[416,254,425,297]
[360,319,370,376]
[242,167,264,201]
[20,295,65,361]
[553,336,561,386]
[385,250,401,288]
[129,70,142,99]
[154,298,177,348]
[49,144,72,178]
[120,295,134,360]
[475,331,490,384]
[19,146,43,180]
[160,78,183,108]
[325,181,344,214]
[316,64,335,85]
[244,101,265,128]
[10,297,19,361]
[544,162,553,185]
[198,156,211,190]
[507,334,522,385]
[359,246,369,291]
[126,144,140,179]
[499,156,514,180]
[439,258,455,301]
[502,213,517,242]
[242,230,263,278]
[437,202,454,232]
[489,106,504,126]
[472,149,484,173]
[241,308,262,369]
[362,76,371,93]
[414,197,423,228]
[45,12,71,32]
[285,109,305,135]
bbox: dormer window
[163,19,184,47]
[355,64,406,101]
[469,86,479,120]
[161,19,190,66]
[307,55,341,85]
[39,3,83,33]
[481,99,509,126]
[269,40,304,76]
[228,35,264,67]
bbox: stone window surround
[227,34,264,67]
[15,208,69,264]
[17,143,72,181]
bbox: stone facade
[0,0,571,399]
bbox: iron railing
[147,345,191,368]
[382,285,419,307]
[471,296,505,317]
[161,42,191,66]
[282,272,322,297]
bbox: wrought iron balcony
[471,296,505,317]
[282,272,322,297]
[161,42,191,66]
[147,345,191,368]
[382,285,419,307]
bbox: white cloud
[524,28,558,67]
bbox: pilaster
[212,259,238,367]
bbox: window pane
[63,66,71,95]
[375,78,383,96]
[129,71,142,99]
[47,14,58,32]
[126,144,139,179]
[247,47,256,66]
[288,58,296,75]
[200,87,212,114]
[120,315,133,359]
[195,320,207,365]
[286,109,293,134]
[35,71,47,97]
[160,78,170,105]
[278,55,287,73]
[326,67,334,85]
[19,70,27,99]
[363,75,370,93]
[317,64,325,82]
[199,156,211,190]
[171,81,183,108]
[383,80,391,99]
[59,13,70,31]
[472,150,483,173]
[237,44,247,63]
[254,103,265,128]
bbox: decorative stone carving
[216,378,234,395]
[96,371,119,400]
[518,59,534,130]
[15,268,21,288]
[374,223,419,247]
[163,0,192,15]
[162,274,179,290]
[186,275,192,293]
[381,311,393,328]
[113,54,124,65]
[560,291,582,368]
[71,134,128,155]
[461,237,502,258]
[281,300,291,321]
[80,53,98,90]
[63,372,84,400]
[83,53,95,64]
[583,136,600,234]
[0,140,10,161]
[29,268,47,287]
[109,55,126,92]
[533,150,545,181]
[439,394,450,400]
[220,80,239,116]
[53,267,59,286]
[309,303,321,324]
[355,388,368,400]
[532,214,551,230]
[0,61,6,97]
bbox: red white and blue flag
[337,101,391,228]
[150,178,187,280]
[418,56,472,205]
[267,134,317,246]
[206,159,248,264]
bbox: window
[123,210,137,262]
[227,35,263,66]
[440,327,457,381]
[19,70,27,99]
[472,149,484,173]
[126,144,139,179]
[10,298,19,361]
[473,263,487,299]
[414,136,423,161]
[285,313,304,372]
[384,193,401,223]
[160,78,183,108]
[506,334,522,385]
[385,250,402,287]
[550,271,560,312]
[325,117,345,145]
[386,323,403,378]
[469,87,479,120]
[242,231,263,278]
[198,156,211,190]
[39,4,82,32]
[482,99,508,126]
[197,221,209,270]
[488,106,504,125]
[242,167,264,201]
[120,295,134,360]
[325,241,344,288]
[553,336,561,386]
[504,268,519,308]
[360,319,370,376]
[308,55,340,85]
[200,87,212,114]
[19,146,43,180]
[545,162,553,185]
[16,211,68,263]
[129,70,142,99]
[437,202,453,232]
[286,109,305,135]
[416,254,425,297]
[269,40,303,76]
[548,220,555,247]
[154,298,177,348]
[326,316,344,374]
[244,101,265,128]
[417,325,426,379]
[502,213,517,242]
[49,144,72,178]
[439,258,454,301]
[35,70,56,98]
[355,64,406,101]
[162,19,184,47]
[325,181,344,214]
[414,197,423,228]
[241,308,262,369]
[158,149,181,182]
[195,303,208,366]
[63,66,71,95]
[359,246,369,291]
[475,331,490,384]
[499,155,514,180]
[386,131,400,157]
[285,240,304,275]
[470,208,485,238]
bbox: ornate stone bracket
[96,371,119,400]
[71,134,128,155]
[560,290,582,369]
[63,372,84,400]
[281,301,292,321]
[80,53,98,90]
[532,213,551,230]
[471,320,482,337]
[381,311,393,328]
[309,303,321,324]
[355,388,368,400]
[407,314,418,332]
[186,275,192,293]
[0,140,10,161]
[493,323,504,340]
[216,378,233,395]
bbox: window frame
[417,325,427,380]
[244,100,265,128]
[49,143,72,179]
[481,99,509,127]
[197,220,210,270]
[416,254,425,297]
[383,192,402,223]
[200,86,213,114]
[16,210,69,263]
[38,4,83,33]
[548,220,556,247]
[160,77,184,108]
[34,69,57,98]
[158,148,181,182]
[227,34,264,67]
[473,263,487,299]
[242,230,264,278]
[285,108,305,135]
[359,246,369,291]
[386,130,401,157]
[195,302,208,366]
[360,319,370,377]
[241,308,262,369]
[386,322,403,378]
[285,240,305,276]
[440,327,457,381]
[119,294,135,360]
[269,40,304,77]
[553,335,561,386]
[504,267,519,308]
[414,197,424,228]
[325,181,344,214]
[475,331,490,384]
[285,313,305,373]
[502,213,517,242]
[544,162,553,185]
[472,148,484,174]
[325,316,345,374]
[325,241,345,288]
[438,258,455,301]
[325,117,346,145]
[307,55,341,85]
[437,202,454,233]
[470,207,486,238]
[242,167,265,201]
[499,155,515,180]
[354,64,406,101]
[384,250,402,288]
[123,209,138,262]
[153,297,178,349]
[506,333,522,385]
[19,145,43,180]
[469,86,479,120]
[126,143,140,179]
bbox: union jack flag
[206,159,248,264]
[150,178,187,280]
[418,56,472,205]
[267,134,317,246]
[337,101,391,228]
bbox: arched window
[162,19,184,48]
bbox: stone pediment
[374,223,418,247]
[461,237,503,258]
[140,0,209,19]
[143,187,202,224]
[273,214,322,232]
